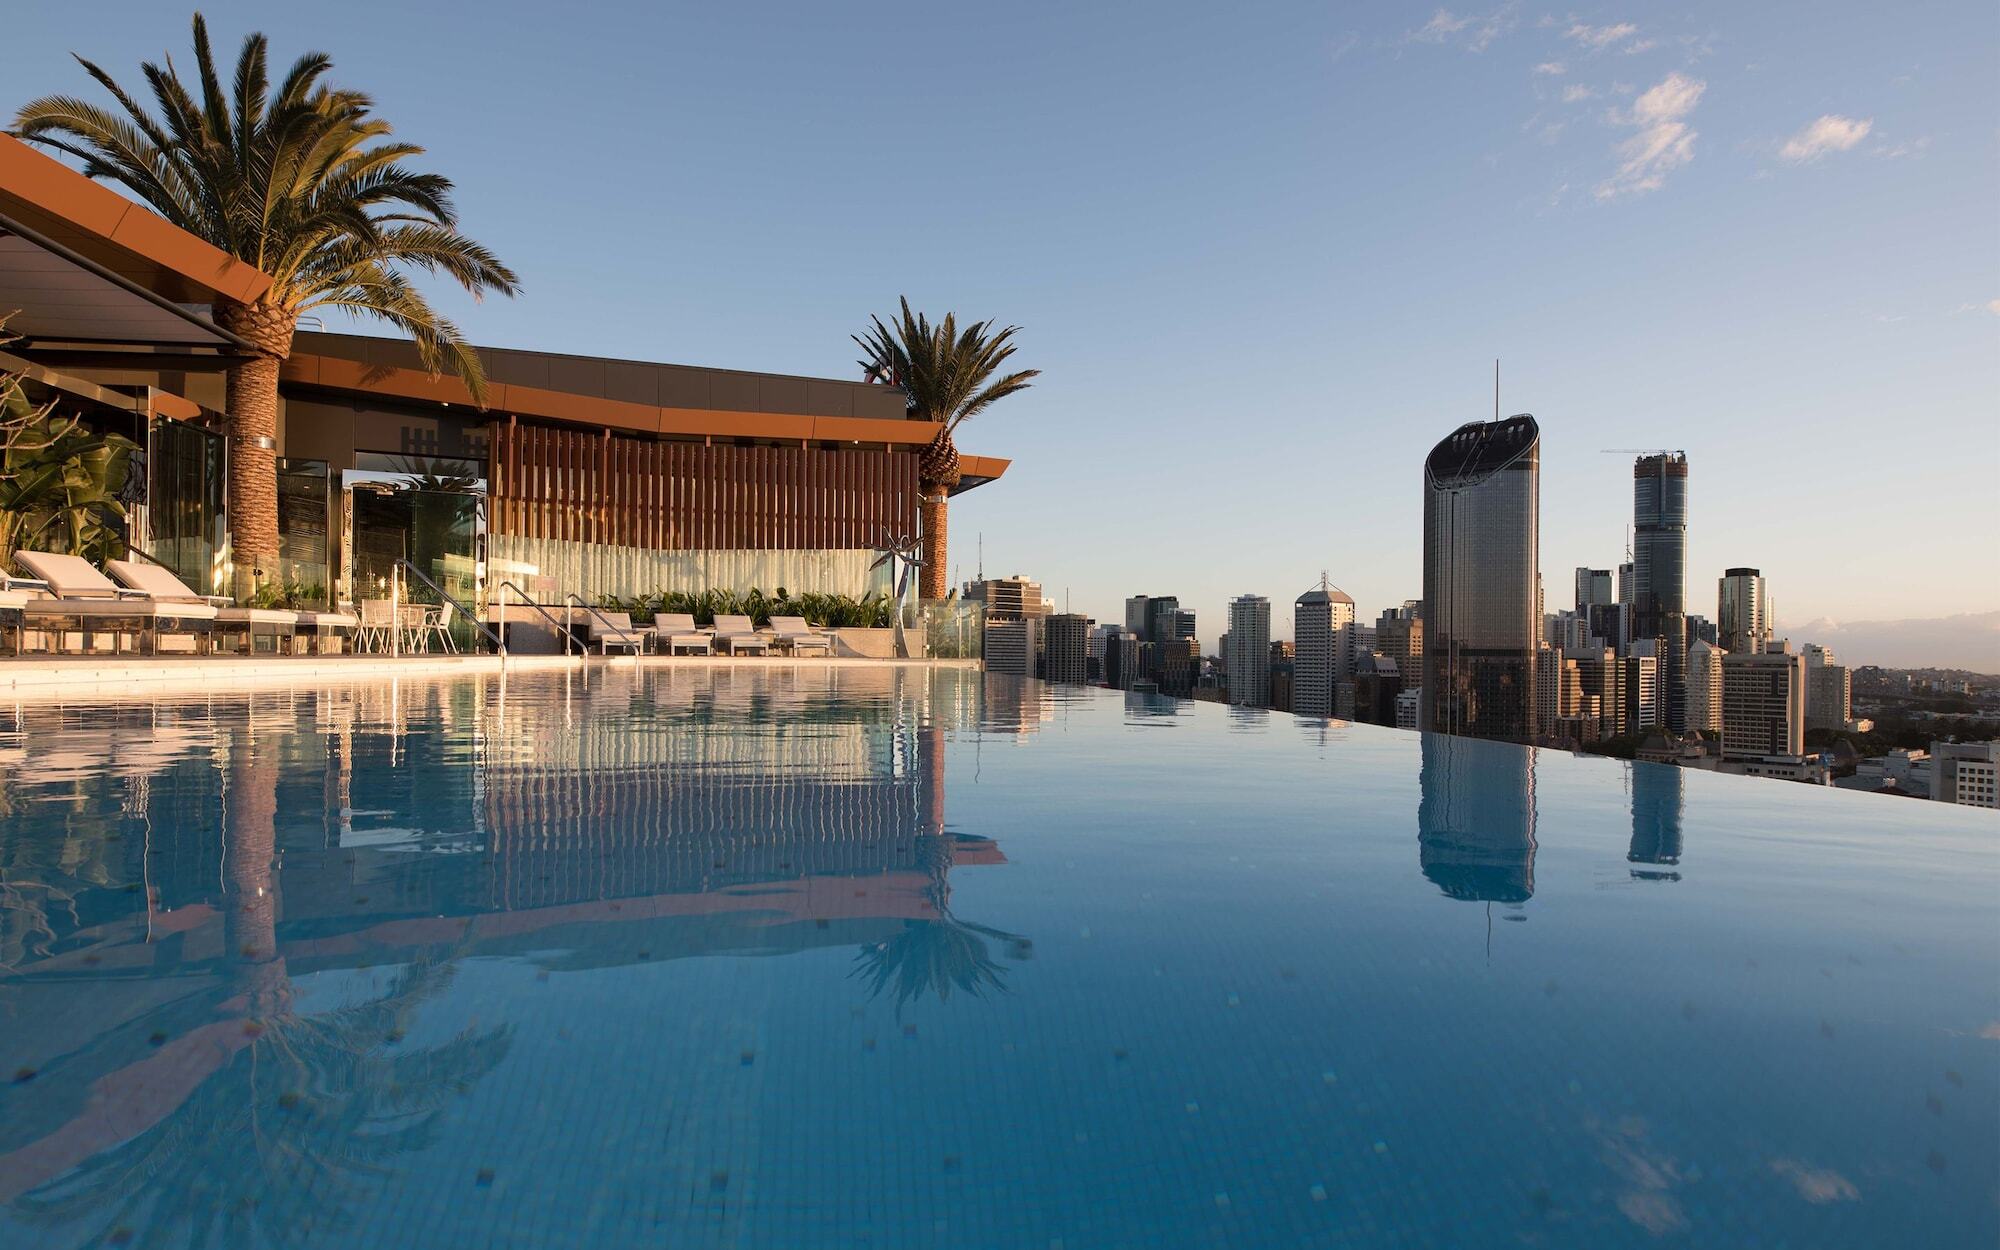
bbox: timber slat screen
[489,422,918,549]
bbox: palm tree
[11,14,519,597]
[854,298,1037,601]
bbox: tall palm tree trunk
[918,487,949,601]
[216,301,295,598]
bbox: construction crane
[1600,448,1686,457]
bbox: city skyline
[2,2,1989,665]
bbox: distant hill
[1777,611,2000,674]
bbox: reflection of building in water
[1417,732,1538,903]
[1627,762,1684,881]
[979,672,1055,735]
[0,668,1012,1226]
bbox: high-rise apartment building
[1931,741,2000,808]
[1717,568,1769,657]
[1294,579,1355,718]
[1625,641,1661,732]
[1044,614,1090,684]
[1721,641,1806,759]
[1631,453,1690,733]
[1395,688,1422,730]
[966,576,1051,620]
[1802,645,1850,733]
[1225,595,1272,708]
[1574,567,1614,612]
[1421,415,1541,741]
[1686,639,1725,735]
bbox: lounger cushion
[103,559,209,602]
[216,608,299,627]
[17,551,133,598]
[296,612,359,629]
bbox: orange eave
[284,352,962,448]
[0,133,272,306]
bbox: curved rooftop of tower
[1424,414,1540,489]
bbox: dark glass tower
[1421,415,1540,742]
[1631,453,1689,733]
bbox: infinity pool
[0,667,1992,1248]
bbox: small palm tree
[854,298,1037,601]
[12,14,519,597]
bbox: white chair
[422,600,460,653]
[357,599,396,653]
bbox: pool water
[0,667,1992,1248]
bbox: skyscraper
[1686,638,1725,735]
[1803,644,1850,733]
[1044,613,1089,684]
[1421,415,1541,741]
[1225,595,1272,708]
[1717,568,1769,657]
[1124,596,1151,639]
[1293,578,1355,718]
[1631,453,1690,733]
[1574,567,1614,612]
[1144,596,1182,648]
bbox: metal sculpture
[870,528,924,658]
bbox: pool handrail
[398,559,504,654]
[490,579,579,656]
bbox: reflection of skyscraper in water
[1627,762,1684,881]
[1417,732,1537,903]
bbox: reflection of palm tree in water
[853,724,1028,1011]
[13,732,511,1247]
[852,833,1027,1012]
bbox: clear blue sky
[5,3,1994,659]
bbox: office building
[1931,741,2000,808]
[1105,630,1143,691]
[1170,609,1198,642]
[1421,415,1541,741]
[1377,610,1424,673]
[1717,568,1770,657]
[1686,639,1725,735]
[1156,637,1202,697]
[1225,595,1272,708]
[1124,596,1151,638]
[1144,596,1182,647]
[1294,579,1354,718]
[1721,642,1806,760]
[984,618,1034,677]
[1268,640,1296,713]
[1631,453,1690,732]
[1574,567,1614,612]
[1044,614,1089,684]
[1568,646,1626,740]
[1353,652,1402,726]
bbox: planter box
[829,627,924,659]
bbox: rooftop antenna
[977,532,984,582]
[1494,358,1500,422]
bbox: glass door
[342,455,485,647]
[144,417,227,596]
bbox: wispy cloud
[1595,72,1705,200]
[1410,8,1473,42]
[1779,115,1873,163]
[1562,84,1597,103]
[1872,136,1930,159]
[1565,21,1639,49]
[1534,60,1567,75]
[1408,4,1517,52]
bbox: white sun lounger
[767,615,833,656]
[586,609,648,654]
[655,612,712,655]
[104,559,300,654]
[711,613,769,655]
[13,551,218,655]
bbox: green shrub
[593,587,896,629]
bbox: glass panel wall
[275,458,331,608]
[144,417,227,596]
[343,454,486,649]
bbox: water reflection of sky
[0,668,1991,1248]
